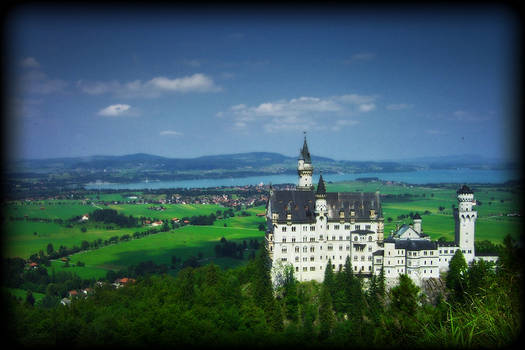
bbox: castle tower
[315,174,327,216]
[297,134,314,191]
[454,185,477,263]
[413,213,422,234]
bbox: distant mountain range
[9,152,516,175]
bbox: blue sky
[5,4,521,161]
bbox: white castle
[265,136,498,285]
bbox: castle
[265,136,498,285]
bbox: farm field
[2,202,229,259]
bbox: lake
[84,168,519,190]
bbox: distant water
[84,169,518,190]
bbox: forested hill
[8,152,513,175]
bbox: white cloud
[386,103,414,110]
[358,103,376,112]
[343,52,376,64]
[450,110,489,122]
[98,104,132,117]
[19,70,68,95]
[223,94,374,133]
[20,57,40,68]
[425,129,446,135]
[160,130,183,136]
[78,73,221,98]
[147,74,219,93]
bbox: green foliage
[446,250,468,303]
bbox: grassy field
[326,182,521,243]
[58,225,264,277]
[3,182,520,283]
[2,202,229,259]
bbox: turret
[413,213,422,234]
[315,173,327,214]
[297,134,314,191]
[454,185,477,263]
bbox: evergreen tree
[390,274,420,316]
[25,290,35,306]
[318,284,335,340]
[446,249,468,302]
[252,246,283,331]
[283,265,299,321]
[324,259,335,295]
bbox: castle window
[310,267,315,271]
[332,236,336,240]
[303,237,307,242]
[292,238,296,243]
[296,267,299,272]
[339,236,343,240]
[282,238,286,243]
[346,245,350,251]
[281,258,287,262]
[310,237,315,242]
[303,247,307,253]
[282,247,287,253]
[303,267,307,271]
[310,256,315,261]
[310,246,315,252]
[354,236,358,241]
[339,245,343,251]
[291,226,296,232]
[354,256,358,261]
[345,225,350,230]
[295,256,299,262]
[368,236,372,241]
[327,245,333,251]
[310,226,315,231]
[282,227,287,232]
[319,235,324,240]
[327,225,330,230]
[346,236,350,240]
[365,225,371,230]
[295,247,300,253]
[355,225,361,230]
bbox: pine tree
[390,274,420,315]
[283,265,299,321]
[252,246,283,331]
[318,284,335,340]
[446,249,468,302]
[324,259,335,295]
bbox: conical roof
[299,135,311,163]
[457,184,473,194]
[316,173,326,195]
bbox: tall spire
[300,131,311,163]
[316,172,326,195]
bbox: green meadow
[326,182,521,243]
[3,182,520,282]
[63,225,264,275]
